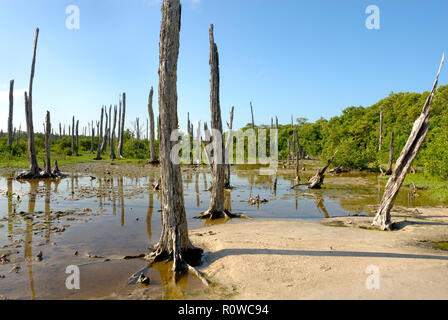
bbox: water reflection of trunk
[224,190,232,212]
[111,178,116,215]
[70,175,74,200]
[202,172,207,191]
[118,177,125,227]
[7,178,13,236]
[99,178,103,208]
[147,184,154,240]
[53,177,60,194]
[195,173,200,207]
[25,180,38,299]
[44,179,51,244]
[313,194,329,218]
[152,262,188,300]
[295,189,298,211]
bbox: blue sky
[0,0,447,134]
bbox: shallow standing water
[0,165,444,299]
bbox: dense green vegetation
[276,84,448,177]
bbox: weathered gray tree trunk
[8,80,14,146]
[18,28,40,179]
[118,93,126,158]
[43,111,52,176]
[108,105,112,147]
[379,106,383,151]
[101,111,109,153]
[199,25,240,221]
[75,119,79,156]
[110,105,117,159]
[224,106,234,189]
[308,151,337,189]
[385,130,395,175]
[250,101,255,131]
[90,121,95,153]
[95,107,104,160]
[117,98,122,153]
[372,55,444,230]
[71,116,75,155]
[136,117,140,140]
[294,127,300,184]
[146,0,203,275]
[147,86,157,163]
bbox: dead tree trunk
[17,28,40,179]
[379,106,383,151]
[43,111,52,176]
[250,101,255,131]
[136,117,140,141]
[147,86,157,163]
[108,105,112,147]
[8,80,14,146]
[372,55,444,230]
[294,127,300,184]
[144,0,203,277]
[95,107,104,160]
[308,151,337,189]
[198,25,239,221]
[385,130,395,175]
[118,93,126,158]
[90,121,95,153]
[224,106,234,189]
[273,116,279,194]
[110,105,117,159]
[75,119,79,156]
[71,116,75,155]
[101,111,109,153]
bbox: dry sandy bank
[189,207,448,299]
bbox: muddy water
[0,166,445,299]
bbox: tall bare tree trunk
[198,25,239,221]
[95,107,104,160]
[8,80,14,146]
[147,86,157,163]
[75,119,79,156]
[146,0,203,275]
[71,116,75,155]
[44,111,52,176]
[385,130,395,175]
[379,106,383,151]
[101,111,109,153]
[110,105,117,159]
[118,93,126,158]
[224,106,234,189]
[108,105,112,147]
[90,121,95,153]
[18,28,40,178]
[250,101,255,131]
[372,55,444,230]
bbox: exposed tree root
[142,228,209,287]
[195,209,244,220]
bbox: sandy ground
[189,207,448,300]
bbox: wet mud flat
[0,161,446,299]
